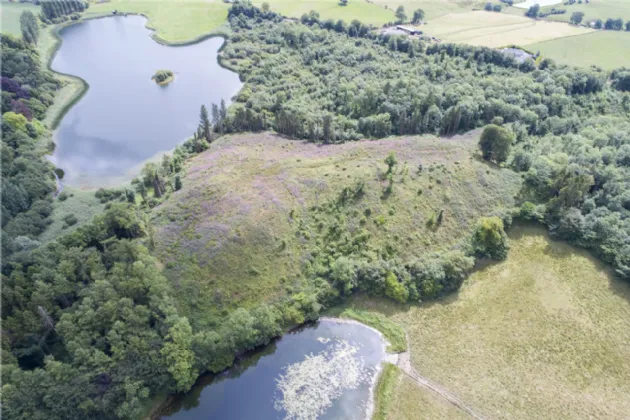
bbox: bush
[471,216,509,260]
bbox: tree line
[40,0,88,22]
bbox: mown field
[151,131,521,328]
[0,1,39,35]
[541,0,630,23]
[368,0,483,21]
[345,225,630,419]
[253,0,395,25]
[531,30,630,70]
[424,10,592,47]
[84,0,230,43]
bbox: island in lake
[152,69,174,85]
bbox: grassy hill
[344,225,630,419]
[151,131,521,328]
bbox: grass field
[84,0,230,43]
[424,10,592,47]
[253,0,395,26]
[345,225,630,419]
[370,0,483,21]
[531,30,630,69]
[152,131,521,328]
[0,1,39,36]
[541,0,630,23]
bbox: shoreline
[150,316,401,419]
[319,317,400,420]
[43,13,232,132]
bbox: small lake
[50,16,242,187]
[161,320,389,420]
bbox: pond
[161,319,389,420]
[50,16,242,187]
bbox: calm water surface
[51,16,242,186]
[162,320,387,420]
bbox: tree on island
[152,69,174,85]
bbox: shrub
[471,216,509,260]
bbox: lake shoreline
[151,317,397,420]
[43,13,232,132]
[46,15,242,188]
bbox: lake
[161,319,389,420]
[50,16,242,187]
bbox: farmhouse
[500,47,533,63]
[395,25,421,35]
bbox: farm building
[395,25,422,35]
[500,48,533,63]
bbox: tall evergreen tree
[199,104,211,142]
[20,11,39,45]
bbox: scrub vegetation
[2,1,630,419]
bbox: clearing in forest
[345,225,630,419]
[151,132,521,328]
[424,10,593,47]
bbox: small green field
[84,0,230,43]
[370,0,482,21]
[531,30,630,69]
[254,0,395,25]
[424,10,592,47]
[541,0,630,23]
[0,1,40,35]
[346,225,630,419]
[152,131,521,328]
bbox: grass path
[396,331,486,419]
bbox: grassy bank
[373,363,401,420]
[326,307,407,352]
[38,187,107,244]
[346,225,630,419]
